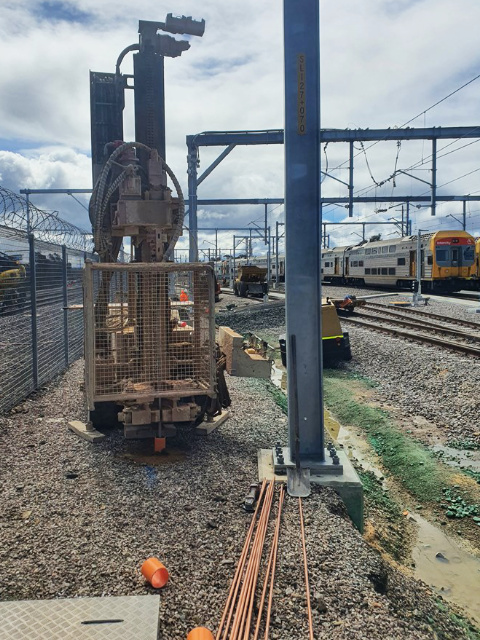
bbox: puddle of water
[431,444,480,472]
[411,513,480,623]
[324,410,385,482]
[323,411,480,623]
[269,364,480,622]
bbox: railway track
[342,305,480,357]
[439,291,480,302]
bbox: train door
[451,246,459,267]
[345,257,350,276]
[409,251,416,277]
[334,258,340,275]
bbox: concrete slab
[0,595,160,640]
[68,420,105,442]
[196,410,230,435]
[258,448,364,532]
[218,326,271,378]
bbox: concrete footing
[258,448,364,532]
[68,420,105,442]
[196,410,230,435]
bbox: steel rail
[257,485,285,640]
[355,309,480,341]
[216,480,267,640]
[299,498,314,640]
[342,315,480,356]
[367,302,480,330]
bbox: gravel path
[217,287,480,445]
[0,360,474,639]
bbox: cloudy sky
[1,0,480,257]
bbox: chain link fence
[0,187,100,413]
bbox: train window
[436,248,448,263]
[359,260,364,267]
[389,245,396,253]
[388,268,395,275]
[371,268,377,275]
[366,249,371,255]
[381,267,388,275]
[463,246,475,264]
[382,247,388,254]
[427,255,433,265]
[397,257,406,266]
[371,249,377,255]
[365,268,371,274]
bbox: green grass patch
[263,380,288,415]
[357,469,400,521]
[263,369,479,519]
[447,438,480,451]
[323,374,446,502]
[435,600,480,640]
[323,373,480,518]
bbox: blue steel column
[431,138,437,216]
[62,245,69,367]
[284,0,324,461]
[188,140,199,262]
[348,141,354,217]
[28,234,38,389]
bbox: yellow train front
[321,230,476,293]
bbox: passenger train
[217,230,480,293]
[321,230,476,292]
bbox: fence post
[62,245,69,367]
[28,233,38,389]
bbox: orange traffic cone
[180,290,188,302]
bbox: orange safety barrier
[141,557,169,588]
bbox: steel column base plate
[272,446,343,475]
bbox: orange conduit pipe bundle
[215,480,285,640]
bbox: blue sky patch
[32,1,93,24]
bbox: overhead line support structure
[186,124,480,258]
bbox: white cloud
[0,0,480,251]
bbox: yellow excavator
[0,252,26,314]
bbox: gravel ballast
[218,287,480,445]
[0,359,476,639]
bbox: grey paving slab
[0,595,160,640]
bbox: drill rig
[84,14,229,441]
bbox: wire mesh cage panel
[84,262,216,405]
[0,229,32,412]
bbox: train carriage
[322,230,476,292]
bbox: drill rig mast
[84,15,229,441]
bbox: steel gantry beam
[187,123,480,258]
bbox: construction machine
[233,265,269,297]
[84,14,230,442]
[0,252,26,314]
